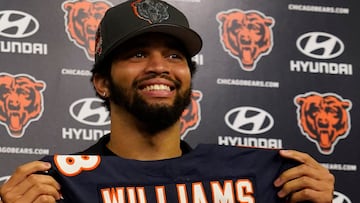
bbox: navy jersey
[41,144,297,203]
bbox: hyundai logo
[296,32,344,59]
[333,191,352,203]
[225,106,274,134]
[69,98,110,126]
[0,10,39,38]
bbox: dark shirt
[41,144,295,203]
[78,133,193,155]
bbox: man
[0,0,334,202]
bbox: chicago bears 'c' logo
[0,73,46,138]
[294,92,352,155]
[62,0,112,60]
[180,90,202,139]
[217,9,274,71]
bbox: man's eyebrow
[118,35,188,55]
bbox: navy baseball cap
[94,0,202,65]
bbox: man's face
[108,33,192,133]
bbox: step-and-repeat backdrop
[0,0,358,202]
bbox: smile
[141,84,173,92]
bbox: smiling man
[0,0,334,202]
[95,33,194,136]
[90,32,195,159]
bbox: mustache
[133,73,181,89]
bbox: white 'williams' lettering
[101,179,255,203]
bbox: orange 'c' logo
[217,9,274,71]
[0,73,46,138]
[294,92,352,155]
[62,0,112,60]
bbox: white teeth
[143,84,171,91]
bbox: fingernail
[44,162,51,168]
[280,150,289,154]
[58,192,64,200]
[277,190,285,198]
[274,178,282,187]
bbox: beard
[108,75,192,134]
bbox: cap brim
[102,24,202,63]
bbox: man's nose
[144,53,170,74]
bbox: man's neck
[107,109,182,161]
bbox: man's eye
[168,54,182,59]
[133,52,145,58]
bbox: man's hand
[274,150,335,203]
[0,161,61,203]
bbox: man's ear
[92,73,109,98]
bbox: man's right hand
[0,161,61,203]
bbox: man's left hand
[274,150,335,203]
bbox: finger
[288,188,332,203]
[274,161,332,188]
[279,150,319,168]
[274,163,308,187]
[8,174,60,200]
[17,184,61,203]
[277,175,318,198]
[33,195,57,203]
[276,167,334,201]
[287,188,312,203]
[1,162,54,202]
[4,161,51,189]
